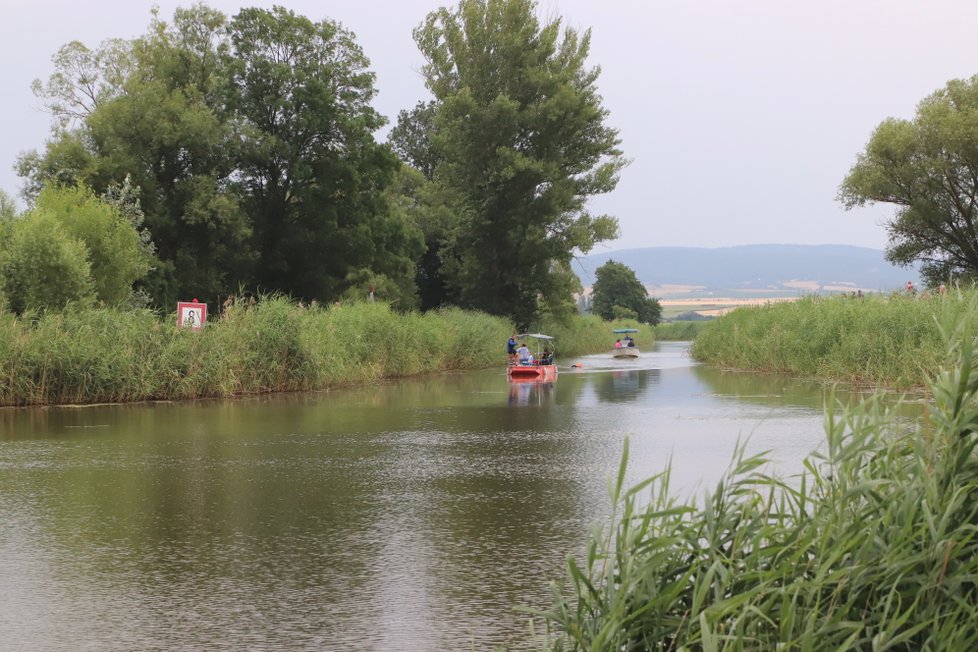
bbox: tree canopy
[410,0,625,327]
[839,75,978,284]
[590,260,662,325]
[20,5,421,308]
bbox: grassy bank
[0,297,629,407]
[0,298,510,406]
[540,315,653,354]
[535,309,978,650]
[690,292,967,388]
[654,320,709,341]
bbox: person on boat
[507,334,518,363]
[517,343,531,364]
[541,348,553,365]
[625,336,635,347]
[613,339,622,349]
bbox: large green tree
[840,75,978,284]
[21,6,252,306]
[20,4,421,308]
[225,6,420,301]
[590,260,661,325]
[413,0,625,327]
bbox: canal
[0,342,884,650]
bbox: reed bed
[0,297,523,406]
[691,292,969,388]
[654,320,709,341]
[539,315,653,355]
[535,306,978,650]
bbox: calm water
[0,342,899,650]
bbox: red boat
[507,333,558,381]
[508,362,558,381]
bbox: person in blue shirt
[507,334,518,363]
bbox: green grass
[690,292,965,388]
[0,298,631,407]
[532,301,978,650]
[655,320,710,341]
[0,298,519,406]
[536,315,653,356]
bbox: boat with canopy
[507,333,558,381]
[612,328,640,358]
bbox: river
[0,342,897,650]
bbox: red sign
[177,300,207,330]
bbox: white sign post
[177,300,207,331]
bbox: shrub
[0,212,95,313]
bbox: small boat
[611,328,640,358]
[508,333,558,381]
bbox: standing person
[507,334,519,363]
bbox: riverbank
[0,297,647,407]
[689,291,966,389]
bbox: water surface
[0,342,898,650]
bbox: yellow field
[657,296,800,317]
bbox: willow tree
[840,76,978,285]
[413,0,624,327]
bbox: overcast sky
[3,0,978,252]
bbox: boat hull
[507,364,558,381]
[612,348,640,358]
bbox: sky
[2,0,978,253]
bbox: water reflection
[591,369,660,403]
[507,380,556,407]
[0,342,916,651]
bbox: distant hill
[574,245,921,296]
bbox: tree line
[1,0,647,328]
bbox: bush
[0,212,95,313]
[34,184,150,305]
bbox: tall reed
[534,297,978,650]
[538,315,652,355]
[654,320,709,341]
[0,297,632,407]
[691,292,967,388]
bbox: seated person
[625,336,635,347]
[517,344,531,364]
[540,349,553,365]
[613,339,622,349]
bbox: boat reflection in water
[507,378,556,407]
